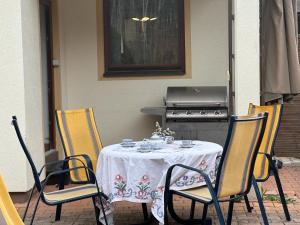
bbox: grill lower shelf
[166,121,228,147]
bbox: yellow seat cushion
[44,184,99,204]
[175,186,212,202]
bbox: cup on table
[182,140,193,146]
[165,136,174,144]
[140,142,151,150]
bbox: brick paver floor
[14,166,300,225]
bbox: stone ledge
[275,157,300,167]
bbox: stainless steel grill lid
[166,86,228,108]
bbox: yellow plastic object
[217,114,265,198]
[56,108,103,183]
[0,175,24,225]
[248,104,282,180]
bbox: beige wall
[58,0,229,146]
[0,0,45,192]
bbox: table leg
[142,203,149,221]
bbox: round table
[96,140,222,224]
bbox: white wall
[21,0,45,189]
[58,0,229,146]
[0,0,45,192]
[0,0,27,191]
[234,0,260,114]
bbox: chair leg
[211,196,225,225]
[55,204,62,221]
[273,168,291,221]
[164,191,171,225]
[98,196,108,225]
[227,196,234,225]
[202,204,208,224]
[253,179,269,225]
[165,192,185,224]
[29,194,42,225]
[92,197,102,225]
[142,203,149,221]
[190,200,196,219]
[23,184,36,221]
[244,195,253,213]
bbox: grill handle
[170,102,222,107]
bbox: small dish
[121,142,136,147]
[137,148,152,153]
[180,144,193,148]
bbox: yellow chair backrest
[217,114,267,198]
[0,175,24,225]
[56,108,103,183]
[248,103,282,180]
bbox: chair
[0,175,24,225]
[11,116,108,225]
[243,103,290,221]
[56,108,151,222]
[164,113,269,225]
[56,108,103,184]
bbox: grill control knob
[214,110,221,115]
[200,111,206,115]
[186,110,192,115]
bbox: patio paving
[15,166,300,225]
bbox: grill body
[141,86,229,146]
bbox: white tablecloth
[96,140,222,224]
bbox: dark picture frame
[103,0,186,77]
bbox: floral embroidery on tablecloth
[151,186,164,218]
[110,175,133,199]
[174,159,210,187]
[136,175,151,199]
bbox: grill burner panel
[166,108,228,120]
[165,86,228,121]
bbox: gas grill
[165,86,228,121]
[141,86,229,146]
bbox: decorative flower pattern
[112,175,133,198]
[135,175,151,199]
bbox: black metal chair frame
[164,114,269,225]
[12,116,108,225]
[243,106,291,221]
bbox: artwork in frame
[103,0,185,77]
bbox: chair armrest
[257,152,282,169]
[42,165,108,200]
[38,157,88,176]
[65,154,93,170]
[65,154,95,182]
